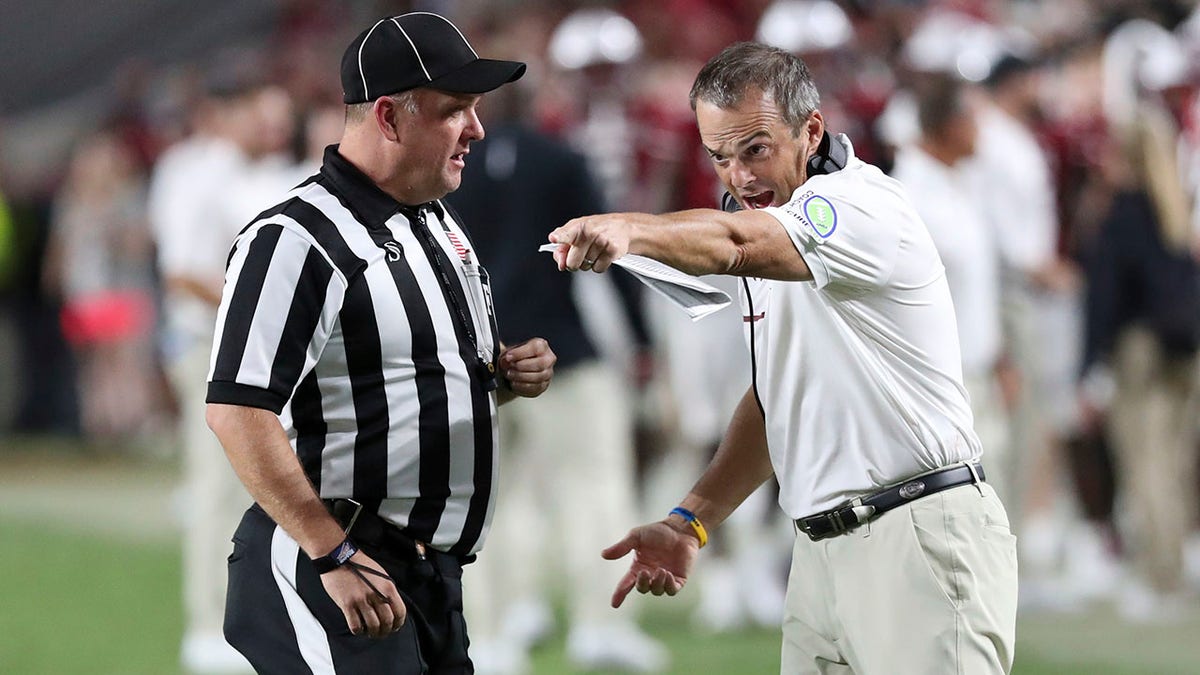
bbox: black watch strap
[311,538,358,574]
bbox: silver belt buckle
[849,498,877,523]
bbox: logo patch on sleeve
[802,195,837,238]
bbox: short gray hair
[344,90,420,124]
[689,42,820,134]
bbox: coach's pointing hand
[549,214,637,273]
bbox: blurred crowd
[4,0,1200,672]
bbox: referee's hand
[321,551,405,639]
[499,338,555,398]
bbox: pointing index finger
[548,228,576,271]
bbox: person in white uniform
[891,76,1013,510]
[548,42,1017,675]
[150,73,295,674]
[969,54,1082,544]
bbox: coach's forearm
[630,209,811,281]
[622,210,743,276]
[206,403,345,558]
[673,387,775,532]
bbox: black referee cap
[341,12,526,104]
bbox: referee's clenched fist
[498,338,555,400]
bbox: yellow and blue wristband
[670,507,708,548]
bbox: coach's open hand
[321,551,405,639]
[498,338,555,400]
[602,519,701,608]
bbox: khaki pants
[1004,285,1083,528]
[464,361,640,636]
[1108,326,1199,593]
[781,483,1017,675]
[170,339,252,638]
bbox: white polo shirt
[751,135,980,518]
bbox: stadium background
[2,0,1200,673]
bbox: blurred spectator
[148,62,295,673]
[969,47,1090,610]
[546,6,644,210]
[41,129,159,445]
[892,75,1013,511]
[6,192,79,435]
[1037,34,1126,607]
[448,69,666,675]
[622,0,761,64]
[296,101,345,174]
[542,5,668,510]
[1082,17,1200,622]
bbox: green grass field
[0,519,1180,675]
[0,447,1197,674]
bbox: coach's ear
[800,111,826,169]
[805,110,824,148]
[806,128,847,177]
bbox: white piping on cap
[357,19,387,100]
[407,11,478,59]
[391,18,432,81]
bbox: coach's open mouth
[743,191,775,209]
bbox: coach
[550,42,1017,674]
[205,13,555,674]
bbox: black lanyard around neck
[406,206,497,390]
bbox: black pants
[224,504,473,674]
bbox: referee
[205,13,556,674]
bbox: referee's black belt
[795,461,986,542]
[323,498,471,571]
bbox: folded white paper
[539,244,731,320]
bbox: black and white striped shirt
[207,145,500,556]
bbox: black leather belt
[795,462,986,542]
[323,498,469,571]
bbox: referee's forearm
[206,403,345,558]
